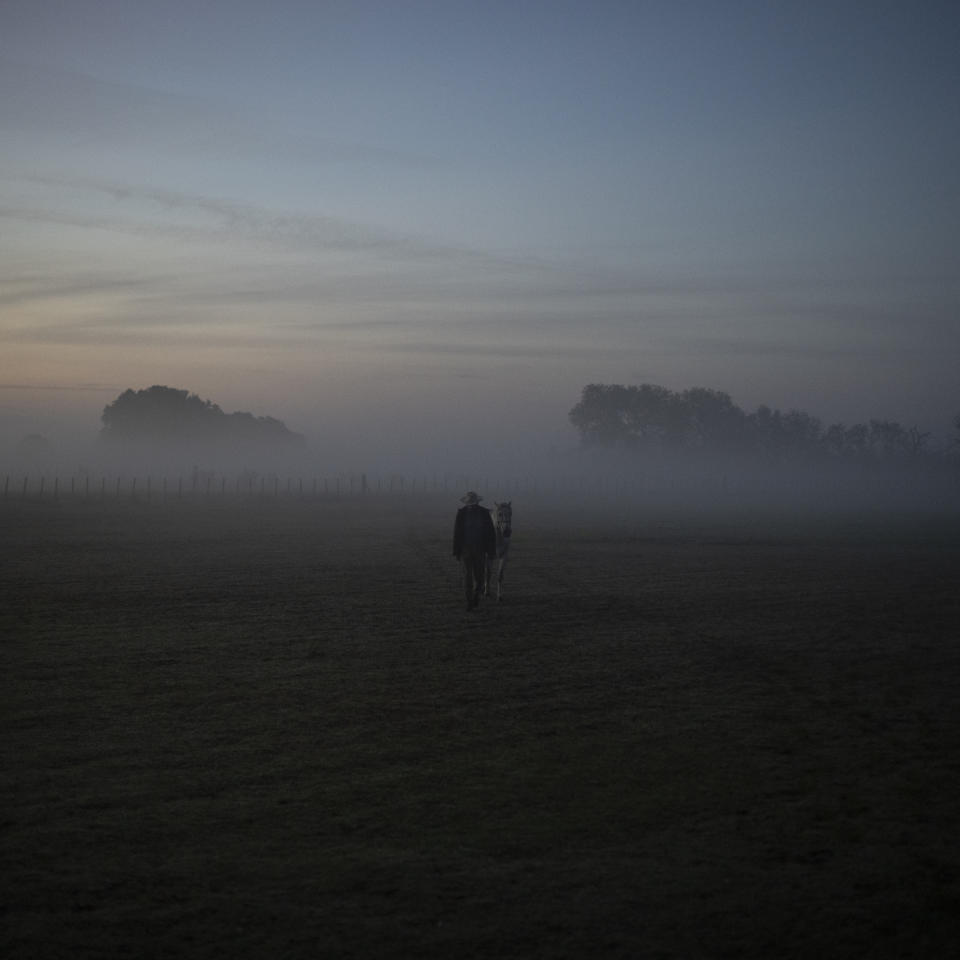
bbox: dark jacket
[453,504,496,559]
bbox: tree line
[100,386,304,448]
[568,383,957,465]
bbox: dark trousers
[461,547,487,607]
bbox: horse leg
[498,541,512,601]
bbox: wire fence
[0,471,569,503]
[4,465,956,508]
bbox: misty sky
[2,0,958,465]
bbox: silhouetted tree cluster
[101,386,304,448]
[569,383,945,465]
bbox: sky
[2,0,958,468]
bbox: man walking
[453,491,496,610]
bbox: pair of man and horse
[452,492,512,610]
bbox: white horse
[486,501,512,601]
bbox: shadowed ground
[3,495,959,958]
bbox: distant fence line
[0,470,723,503]
[3,467,955,507]
[1,472,587,503]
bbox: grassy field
[3,494,960,958]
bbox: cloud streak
[0,382,120,392]
[0,271,166,307]
[0,59,441,170]
[7,175,552,274]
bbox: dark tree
[101,387,221,441]
[568,383,693,449]
[868,419,909,459]
[100,386,304,447]
[905,426,931,457]
[568,382,943,470]
[681,388,747,451]
[568,384,640,448]
[823,422,849,459]
[842,423,871,459]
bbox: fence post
[22,476,28,499]
[116,477,121,498]
[178,477,183,500]
[131,477,137,501]
[39,476,45,500]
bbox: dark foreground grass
[3,495,960,958]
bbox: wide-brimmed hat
[460,491,482,505]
